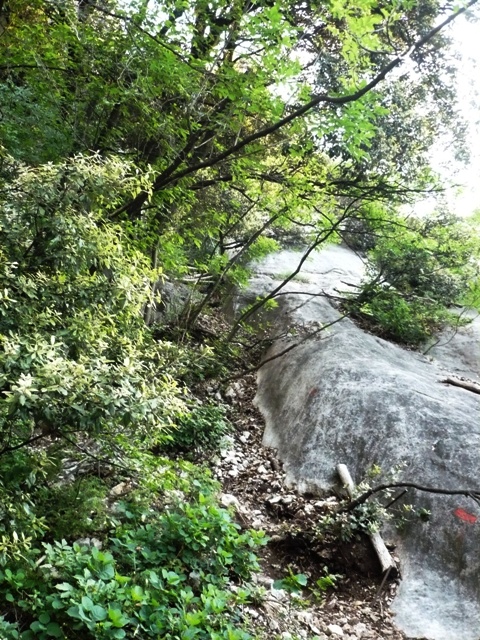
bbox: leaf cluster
[0,457,265,639]
[347,213,479,344]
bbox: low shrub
[35,477,111,542]
[163,404,232,456]
[347,213,477,346]
[352,287,453,345]
[0,458,265,640]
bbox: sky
[434,11,480,216]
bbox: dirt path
[205,373,409,640]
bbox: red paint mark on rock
[454,508,477,524]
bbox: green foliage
[35,477,110,542]
[0,0,470,314]
[163,404,232,456]
[318,499,387,543]
[355,288,454,344]
[313,570,340,594]
[245,237,281,262]
[0,152,185,455]
[348,214,479,345]
[273,568,308,594]
[0,457,264,639]
[309,568,342,604]
[0,1,478,637]
[0,450,66,565]
[317,463,428,543]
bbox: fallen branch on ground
[441,376,480,395]
[337,464,397,575]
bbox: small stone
[297,611,313,624]
[254,574,273,587]
[269,619,280,631]
[270,586,288,601]
[75,537,102,549]
[326,624,344,636]
[109,482,131,497]
[188,570,201,587]
[352,623,367,638]
[220,494,240,509]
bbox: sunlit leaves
[0,152,185,454]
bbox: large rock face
[426,309,480,380]
[247,245,480,640]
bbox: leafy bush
[35,477,110,542]
[348,213,478,345]
[0,459,264,640]
[354,287,454,344]
[0,152,185,457]
[163,404,232,456]
[318,498,388,543]
[0,451,53,565]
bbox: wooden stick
[441,377,480,396]
[337,464,397,575]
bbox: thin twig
[0,433,46,457]
[223,311,350,382]
[61,434,133,473]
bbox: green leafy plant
[310,568,342,602]
[163,404,233,456]
[0,459,265,639]
[348,214,478,345]
[35,477,111,542]
[273,567,308,594]
[0,152,186,459]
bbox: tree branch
[339,481,480,512]
[0,433,46,457]
[112,0,478,218]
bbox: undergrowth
[0,452,266,639]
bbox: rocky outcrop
[247,244,480,640]
[425,308,480,380]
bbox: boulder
[425,308,480,381]
[248,245,480,640]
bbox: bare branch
[339,481,480,512]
